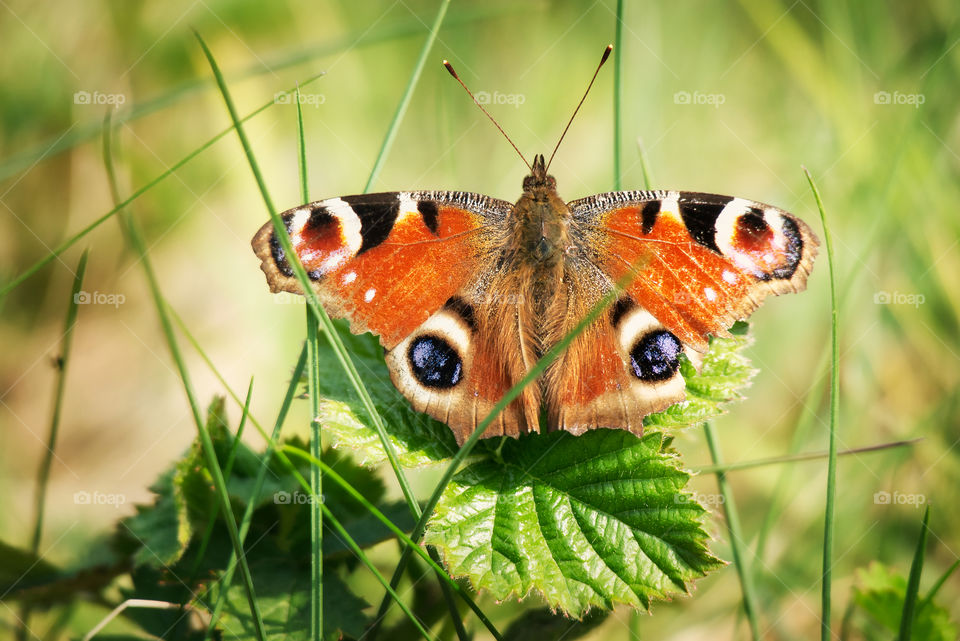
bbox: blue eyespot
[630,330,682,381]
[408,335,463,388]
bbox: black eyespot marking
[342,194,401,254]
[678,193,733,253]
[418,200,440,236]
[444,296,477,332]
[408,335,463,389]
[630,330,683,382]
[610,297,635,328]
[640,200,659,234]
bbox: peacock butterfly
[251,46,818,445]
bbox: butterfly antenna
[546,44,613,172]
[443,60,532,171]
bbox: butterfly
[251,49,818,445]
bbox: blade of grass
[204,346,308,638]
[29,250,87,553]
[636,137,654,191]
[19,249,88,641]
[297,87,324,641]
[803,166,840,641]
[192,29,422,515]
[898,506,931,641]
[103,111,267,641]
[282,444,502,637]
[613,0,625,190]
[694,438,920,475]
[351,1,472,634]
[188,377,254,579]
[918,558,959,610]
[363,0,452,193]
[171,309,504,640]
[703,421,761,640]
[0,73,325,298]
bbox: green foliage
[109,399,421,640]
[851,563,957,641]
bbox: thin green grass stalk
[636,138,654,191]
[363,0,452,193]
[803,167,840,641]
[172,308,469,591]
[283,445,502,638]
[918,558,959,609]
[322,501,436,641]
[0,73,325,298]
[193,29,422,520]
[753,182,909,564]
[19,250,88,641]
[203,347,308,638]
[296,86,324,641]
[352,2,472,634]
[613,0,625,191]
[898,506,931,641]
[29,250,87,553]
[371,266,640,639]
[703,421,761,640]
[694,438,919,475]
[103,115,267,641]
[189,378,254,579]
[171,308,505,640]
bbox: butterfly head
[522,154,557,194]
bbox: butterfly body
[253,157,817,444]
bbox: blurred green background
[1,0,958,639]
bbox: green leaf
[423,430,723,617]
[852,562,958,641]
[321,320,754,465]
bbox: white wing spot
[343,271,357,285]
[364,288,376,302]
[704,287,718,302]
[723,270,738,284]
